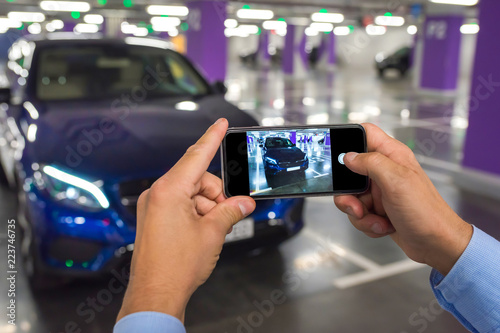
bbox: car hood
[27,95,257,182]
[265,147,305,161]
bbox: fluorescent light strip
[311,12,344,23]
[147,5,189,16]
[74,23,99,33]
[460,23,479,34]
[150,16,181,27]
[262,20,286,30]
[366,24,386,35]
[23,102,39,119]
[43,165,110,209]
[374,15,405,27]
[236,9,274,20]
[8,12,45,23]
[224,19,238,28]
[429,0,478,6]
[40,1,91,12]
[333,26,350,36]
[84,14,104,24]
[310,22,334,32]
[0,17,23,29]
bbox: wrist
[117,281,189,323]
[425,216,473,276]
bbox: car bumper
[265,160,309,176]
[23,187,304,276]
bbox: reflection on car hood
[27,95,257,181]
[265,147,305,161]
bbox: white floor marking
[415,155,461,172]
[302,228,380,271]
[333,259,425,289]
[309,169,323,176]
[314,173,329,178]
[302,228,425,289]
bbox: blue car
[0,35,304,288]
[261,137,309,180]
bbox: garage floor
[1,65,499,333]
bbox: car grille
[118,170,221,217]
[278,160,303,168]
[119,177,158,217]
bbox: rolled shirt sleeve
[113,312,186,333]
[430,226,500,333]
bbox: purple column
[327,33,336,65]
[63,21,77,33]
[325,133,330,146]
[419,15,463,91]
[289,131,296,144]
[283,25,295,74]
[186,0,227,82]
[259,30,270,61]
[462,0,500,176]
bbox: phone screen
[222,125,368,199]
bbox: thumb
[343,152,407,189]
[203,197,256,233]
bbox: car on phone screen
[375,46,412,77]
[0,34,305,289]
[261,137,309,179]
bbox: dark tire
[378,69,385,77]
[0,162,9,187]
[264,171,275,188]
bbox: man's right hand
[334,123,473,276]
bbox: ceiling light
[0,17,23,30]
[311,12,344,23]
[175,101,198,111]
[40,1,91,12]
[366,24,386,35]
[407,25,417,35]
[84,14,104,24]
[150,16,181,27]
[460,23,479,34]
[74,23,99,33]
[310,22,333,32]
[236,9,274,20]
[333,26,350,36]
[133,27,148,37]
[262,20,287,30]
[146,5,189,16]
[27,23,42,34]
[8,12,46,23]
[304,27,319,36]
[429,0,478,6]
[374,15,405,26]
[224,19,238,28]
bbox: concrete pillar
[419,14,463,91]
[186,0,227,82]
[462,0,500,176]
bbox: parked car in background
[375,47,412,77]
[0,34,305,288]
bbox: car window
[265,138,294,148]
[36,44,209,101]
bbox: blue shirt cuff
[430,226,500,333]
[113,311,186,333]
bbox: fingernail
[238,201,251,216]
[345,152,358,163]
[371,223,384,234]
[214,118,224,125]
[345,207,355,217]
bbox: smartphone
[221,124,369,199]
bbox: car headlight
[35,165,110,210]
[265,157,278,165]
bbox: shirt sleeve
[113,311,186,333]
[429,226,500,333]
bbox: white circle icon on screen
[338,153,346,165]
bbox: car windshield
[36,44,209,101]
[265,138,294,148]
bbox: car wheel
[17,182,70,290]
[378,68,385,77]
[264,171,275,188]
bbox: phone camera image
[247,129,333,196]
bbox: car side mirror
[0,87,11,104]
[212,81,227,95]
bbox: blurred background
[0,0,499,332]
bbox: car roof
[16,33,175,51]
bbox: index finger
[361,123,416,167]
[166,118,228,185]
